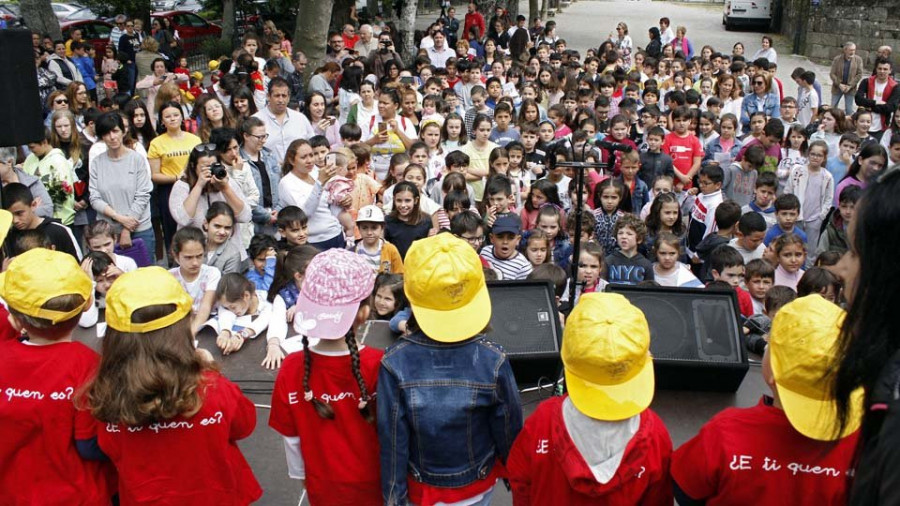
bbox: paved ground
[418,0,834,99]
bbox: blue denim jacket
[241,147,281,234]
[377,330,523,505]
[703,136,744,166]
[740,92,781,132]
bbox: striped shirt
[481,245,533,280]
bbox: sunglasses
[753,81,765,85]
[193,143,217,154]
[54,99,68,104]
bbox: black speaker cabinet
[606,285,749,392]
[0,30,44,146]
[486,280,563,388]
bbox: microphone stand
[554,141,617,310]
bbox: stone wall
[782,0,900,68]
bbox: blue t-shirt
[826,156,850,184]
[764,223,808,247]
[490,127,521,147]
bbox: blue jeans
[832,89,855,115]
[132,227,157,265]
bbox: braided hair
[301,308,374,423]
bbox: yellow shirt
[459,141,498,201]
[147,132,202,178]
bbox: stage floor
[74,324,767,505]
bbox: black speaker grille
[621,292,740,363]
[486,283,559,356]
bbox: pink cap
[294,248,376,339]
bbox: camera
[210,162,227,180]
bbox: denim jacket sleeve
[388,307,411,333]
[377,362,411,505]
[489,356,524,463]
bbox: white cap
[356,205,385,224]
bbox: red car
[151,11,221,52]
[61,19,113,67]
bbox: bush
[198,36,233,60]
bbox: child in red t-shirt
[672,295,861,505]
[174,56,191,91]
[83,267,262,505]
[0,248,115,504]
[508,293,673,505]
[662,106,703,191]
[270,249,383,506]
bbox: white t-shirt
[871,80,889,131]
[114,253,138,272]
[170,264,221,312]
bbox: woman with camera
[306,92,342,147]
[168,143,252,232]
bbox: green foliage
[199,36,233,59]
[77,0,151,18]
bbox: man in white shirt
[252,77,314,165]
[426,31,455,69]
[354,24,379,57]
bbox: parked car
[152,10,222,52]
[51,2,85,20]
[0,4,23,27]
[61,19,113,67]
[723,0,773,30]
[63,7,100,21]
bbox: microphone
[595,140,633,152]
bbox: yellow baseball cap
[0,209,11,246]
[769,294,863,441]
[403,233,491,343]
[563,293,655,421]
[105,267,194,333]
[0,248,92,324]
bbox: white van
[723,0,773,30]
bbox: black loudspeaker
[606,285,749,392]
[485,280,563,389]
[0,30,44,146]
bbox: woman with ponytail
[269,248,383,505]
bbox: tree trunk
[398,0,417,64]
[331,0,355,31]
[295,0,335,80]
[19,0,60,40]
[221,0,235,45]
[529,0,538,25]
[540,0,547,21]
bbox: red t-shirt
[735,286,754,318]
[662,132,703,189]
[672,397,858,505]
[0,304,21,341]
[0,339,115,504]
[269,346,384,506]
[507,396,673,505]
[99,371,261,505]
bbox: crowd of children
[3,5,896,504]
